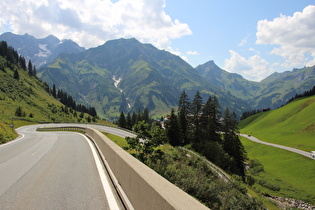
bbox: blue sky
[0,0,314,81]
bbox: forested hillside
[0,41,97,143]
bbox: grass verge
[241,136,315,205]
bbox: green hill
[239,95,315,152]
[0,42,96,143]
[197,60,315,111]
[38,38,249,120]
[239,95,315,205]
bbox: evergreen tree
[33,65,37,77]
[118,111,127,128]
[15,106,23,117]
[126,112,132,130]
[165,108,181,146]
[19,55,27,71]
[136,108,142,122]
[131,112,137,127]
[191,91,203,148]
[13,69,19,80]
[52,84,57,98]
[143,108,150,123]
[178,91,190,145]
[201,95,221,143]
[0,41,8,57]
[28,60,33,76]
[222,108,246,176]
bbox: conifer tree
[118,111,127,128]
[13,69,19,80]
[200,95,222,143]
[33,65,37,77]
[191,91,203,147]
[222,108,246,176]
[143,108,150,123]
[52,84,57,98]
[165,108,181,146]
[178,91,190,145]
[126,112,132,130]
[28,60,33,76]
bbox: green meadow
[241,136,315,204]
[240,95,315,152]
[239,95,315,204]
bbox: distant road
[240,134,313,159]
[0,124,123,209]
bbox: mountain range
[0,32,85,68]
[1,32,314,120]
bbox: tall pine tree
[222,108,246,176]
[118,111,127,128]
[178,91,190,145]
[191,91,203,148]
[165,108,181,146]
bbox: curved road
[240,134,313,159]
[0,124,124,209]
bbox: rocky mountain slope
[196,61,315,109]
[2,32,315,119]
[38,38,249,119]
[0,32,85,68]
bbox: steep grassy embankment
[240,95,315,151]
[0,52,96,143]
[239,96,315,204]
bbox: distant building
[262,108,270,112]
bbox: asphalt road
[240,134,313,159]
[0,124,123,210]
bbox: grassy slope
[241,136,315,204]
[240,95,315,151]
[0,56,97,143]
[239,96,315,204]
[0,121,18,144]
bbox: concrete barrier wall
[86,127,209,210]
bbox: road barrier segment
[85,127,209,210]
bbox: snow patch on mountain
[112,75,131,109]
[36,44,51,58]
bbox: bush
[258,180,280,191]
[248,159,264,175]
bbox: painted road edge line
[0,133,25,148]
[80,133,120,210]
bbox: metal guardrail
[36,126,86,132]
[8,118,137,135]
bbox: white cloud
[223,50,273,82]
[256,5,315,68]
[0,0,192,50]
[187,51,199,55]
[238,37,247,47]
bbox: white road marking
[79,134,120,210]
[0,133,25,149]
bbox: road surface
[0,124,123,209]
[240,134,313,159]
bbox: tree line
[46,84,97,117]
[241,84,315,120]
[165,91,246,176]
[117,108,151,130]
[286,85,315,104]
[0,41,37,78]
[119,91,247,177]
[0,41,97,119]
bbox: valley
[1,33,315,209]
[2,33,314,121]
